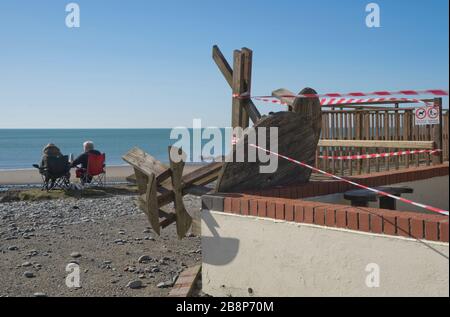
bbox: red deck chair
[86,153,106,187]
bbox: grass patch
[0,185,139,203]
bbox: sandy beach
[0,166,134,186]
[0,165,202,186]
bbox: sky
[0,0,448,128]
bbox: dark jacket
[72,150,101,169]
[40,145,62,169]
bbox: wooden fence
[316,103,448,176]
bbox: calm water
[0,129,231,170]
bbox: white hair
[83,141,94,151]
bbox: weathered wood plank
[319,140,434,149]
[212,45,233,87]
[144,173,161,235]
[212,45,261,123]
[182,162,222,186]
[169,147,192,239]
[122,147,168,178]
[216,110,321,192]
[432,98,443,165]
[241,47,252,129]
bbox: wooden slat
[169,147,192,239]
[318,140,434,149]
[122,147,168,178]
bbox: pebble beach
[0,189,203,297]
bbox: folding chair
[77,153,106,187]
[33,155,71,191]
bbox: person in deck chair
[71,141,102,184]
[40,143,63,168]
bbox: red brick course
[244,164,449,200]
[222,195,448,243]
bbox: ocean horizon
[0,129,232,170]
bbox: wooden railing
[317,103,448,175]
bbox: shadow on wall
[202,205,240,266]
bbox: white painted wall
[202,210,449,297]
[304,175,449,213]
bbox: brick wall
[203,164,449,243]
[243,163,449,200]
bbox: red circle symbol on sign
[416,108,427,120]
[428,107,439,119]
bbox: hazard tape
[320,97,432,106]
[235,89,449,100]
[319,149,442,161]
[249,144,449,216]
[252,97,432,107]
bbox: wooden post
[432,98,444,165]
[241,48,253,129]
[231,50,244,129]
[212,45,261,124]
[168,146,192,239]
[144,173,161,235]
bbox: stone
[70,252,81,258]
[126,280,143,289]
[7,246,18,251]
[23,271,35,278]
[21,262,32,267]
[138,255,152,263]
[157,281,172,288]
[33,292,47,297]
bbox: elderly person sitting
[71,141,102,184]
[40,143,63,168]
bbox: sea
[0,129,232,170]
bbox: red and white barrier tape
[320,97,432,106]
[319,149,442,161]
[235,89,449,100]
[249,144,449,216]
[252,97,432,107]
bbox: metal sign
[415,105,440,125]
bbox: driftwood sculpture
[122,147,221,239]
[123,46,321,237]
[214,46,322,192]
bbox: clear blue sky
[0,0,448,128]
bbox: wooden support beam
[432,98,444,165]
[212,45,233,87]
[231,50,245,129]
[212,45,261,123]
[143,173,161,235]
[241,47,253,129]
[168,146,192,239]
